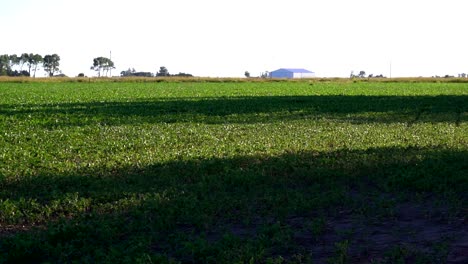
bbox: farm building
[269,68,315,79]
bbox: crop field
[0,79,467,263]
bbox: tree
[0,54,10,76]
[0,54,34,77]
[8,54,19,71]
[19,53,29,71]
[91,57,115,77]
[31,54,43,78]
[244,71,250,78]
[91,57,102,77]
[43,54,61,77]
[24,53,32,75]
[24,53,42,76]
[156,66,169,77]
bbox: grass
[0,80,467,263]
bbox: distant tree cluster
[120,68,154,77]
[119,66,192,78]
[91,57,115,77]
[156,66,170,77]
[350,71,385,78]
[432,75,457,78]
[120,66,193,78]
[260,71,270,78]
[156,66,193,77]
[367,73,385,78]
[172,72,193,77]
[1,54,191,78]
[0,53,59,77]
[350,71,367,78]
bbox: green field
[0,80,467,263]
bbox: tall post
[389,61,392,79]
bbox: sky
[1,0,468,78]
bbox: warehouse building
[269,68,315,79]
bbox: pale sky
[1,0,468,77]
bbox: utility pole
[389,61,392,78]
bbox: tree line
[350,71,385,78]
[1,53,193,78]
[120,66,193,78]
[0,53,61,77]
[90,57,193,78]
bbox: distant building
[269,68,315,79]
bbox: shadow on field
[0,95,466,126]
[1,146,467,263]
